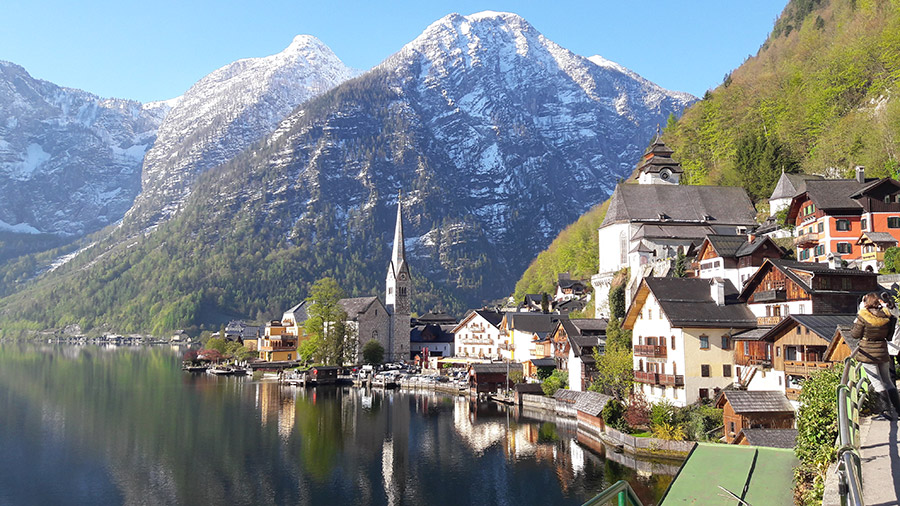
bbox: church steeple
[385,190,411,362]
[389,190,409,280]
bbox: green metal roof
[660,443,797,505]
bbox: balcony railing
[461,338,493,345]
[659,374,685,386]
[498,342,515,351]
[634,371,659,384]
[737,356,773,369]
[794,233,819,247]
[784,360,830,377]
[756,316,784,326]
[755,289,787,303]
[861,251,885,262]
[786,387,803,401]
[634,344,667,359]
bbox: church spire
[390,190,409,278]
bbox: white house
[693,234,786,291]
[624,277,757,407]
[452,310,504,361]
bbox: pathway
[860,416,900,506]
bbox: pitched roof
[769,172,823,200]
[859,232,897,244]
[632,223,717,240]
[704,234,749,258]
[452,309,505,334]
[283,301,309,322]
[505,313,566,334]
[737,428,798,449]
[719,390,794,413]
[601,184,757,227]
[569,318,608,333]
[409,324,455,343]
[414,311,458,325]
[573,391,613,417]
[471,363,516,374]
[801,179,868,211]
[739,258,876,301]
[634,277,757,329]
[338,297,380,318]
[756,314,856,345]
[530,358,557,368]
[731,328,771,341]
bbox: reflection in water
[0,344,673,505]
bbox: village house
[625,277,756,407]
[339,296,391,362]
[693,234,786,290]
[469,363,516,393]
[768,171,824,216]
[555,273,589,301]
[550,318,607,391]
[716,390,795,444]
[280,301,309,337]
[738,258,877,325]
[499,312,567,374]
[591,137,758,317]
[823,323,858,363]
[258,320,298,362]
[856,231,899,272]
[787,167,900,267]
[409,323,455,360]
[452,309,504,361]
[735,314,856,401]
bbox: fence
[835,355,870,506]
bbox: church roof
[601,185,757,228]
[338,297,382,319]
[388,191,410,279]
[769,172,824,200]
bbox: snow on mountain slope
[0,61,168,236]
[126,35,357,227]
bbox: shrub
[624,391,651,429]
[794,366,841,506]
[651,422,686,441]
[651,399,675,428]
[602,399,626,431]
[362,339,384,364]
[680,404,724,441]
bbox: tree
[624,391,651,429]
[673,246,687,278]
[608,275,627,320]
[540,292,550,314]
[794,366,841,506]
[304,277,352,366]
[362,339,384,364]
[883,247,900,273]
[541,369,568,396]
[732,131,800,203]
[589,320,633,400]
[205,337,226,354]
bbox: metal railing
[836,354,871,506]
[581,480,644,506]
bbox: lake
[0,343,674,505]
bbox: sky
[2,1,788,103]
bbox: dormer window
[703,215,714,221]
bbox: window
[723,364,732,377]
[700,335,709,349]
[671,336,676,350]
[817,222,824,233]
[861,218,868,231]
[660,336,666,347]
[701,364,710,377]
[837,243,852,254]
[776,346,781,357]
[816,244,826,256]
[699,388,709,400]
[889,217,900,229]
[721,335,730,350]
[730,421,736,435]
[744,342,750,355]
[836,219,851,231]
[648,309,653,320]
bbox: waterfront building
[499,312,566,372]
[259,320,298,361]
[549,318,607,391]
[280,301,309,337]
[625,277,756,407]
[409,323,455,360]
[716,390,794,444]
[338,296,390,362]
[452,309,504,361]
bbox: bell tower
[386,191,411,361]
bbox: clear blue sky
[3,0,787,103]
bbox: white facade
[453,313,502,361]
[568,347,584,392]
[745,300,812,320]
[631,292,736,407]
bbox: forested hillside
[668,0,900,205]
[514,0,900,297]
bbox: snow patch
[12,143,51,180]
[0,219,41,234]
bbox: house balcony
[634,370,659,384]
[784,360,831,378]
[756,316,785,326]
[659,374,685,387]
[634,344,667,359]
[794,233,820,247]
[754,290,787,303]
[498,342,515,351]
[737,356,773,369]
[786,387,803,401]
[861,251,885,262]
[461,338,493,345]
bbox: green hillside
[668,0,900,202]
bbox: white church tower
[386,191,411,362]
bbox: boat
[207,366,236,376]
[182,364,208,373]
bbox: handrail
[836,351,870,506]
[581,480,644,506]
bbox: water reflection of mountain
[0,344,673,505]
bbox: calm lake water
[0,343,674,505]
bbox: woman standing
[851,292,900,419]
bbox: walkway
[860,417,900,506]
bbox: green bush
[601,399,627,431]
[541,369,568,396]
[882,247,900,274]
[650,399,675,428]
[794,366,841,506]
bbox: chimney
[828,253,843,270]
[855,165,865,183]
[710,278,726,306]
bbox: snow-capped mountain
[125,35,357,228]
[172,11,696,305]
[0,61,169,236]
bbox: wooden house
[716,390,795,444]
[856,231,898,272]
[550,318,607,391]
[469,363,516,393]
[694,234,786,290]
[823,324,859,363]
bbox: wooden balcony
[634,370,659,384]
[498,342,514,350]
[784,360,831,378]
[754,289,787,303]
[461,337,494,345]
[659,374,685,387]
[634,344,667,358]
[737,356,773,369]
[786,387,803,401]
[756,316,784,326]
[861,251,885,262]
[794,233,819,247]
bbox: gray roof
[574,391,613,417]
[283,301,309,322]
[642,277,757,328]
[473,310,504,327]
[531,358,557,368]
[632,223,717,240]
[738,428,798,449]
[732,328,771,341]
[409,324,455,343]
[570,318,608,333]
[770,172,823,200]
[506,313,567,334]
[721,390,794,414]
[472,363,518,374]
[602,184,757,228]
[801,179,868,211]
[759,314,857,344]
[553,389,582,402]
[860,232,897,244]
[338,297,380,318]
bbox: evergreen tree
[733,131,800,203]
